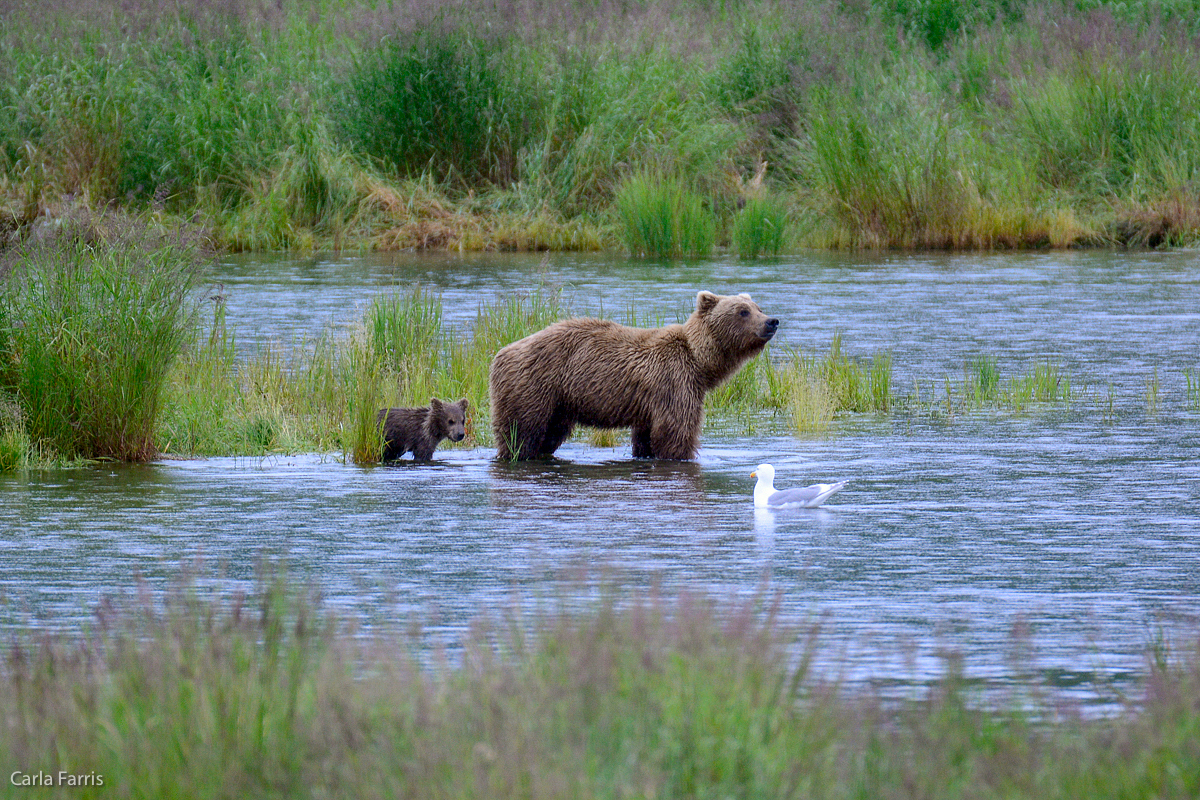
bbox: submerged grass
[3,569,1199,799]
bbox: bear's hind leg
[537,409,574,456]
[497,420,539,460]
[632,425,653,458]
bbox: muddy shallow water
[2,249,1198,700]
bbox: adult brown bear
[489,291,778,460]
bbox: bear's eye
[739,308,750,317]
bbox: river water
[2,249,1198,702]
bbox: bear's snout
[449,430,466,442]
[760,317,779,340]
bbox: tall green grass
[616,170,715,258]
[0,211,206,461]
[5,0,1200,251]
[4,568,1199,799]
[337,30,535,188]
[732,193,790,258]
[0,402,29,473]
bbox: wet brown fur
[376,397,469,461]
[489,291,778,460]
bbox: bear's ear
[430,397,444,412]
[457,398,469,411]
[695,290,721,315]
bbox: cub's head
[430,397,470,442]
[693,291,779,355]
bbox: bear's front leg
[409,440,437,461]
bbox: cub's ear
[457,398,470,411]
[695,290,721,315]
[429,397,444,412]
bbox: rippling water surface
[3,249,1198,698]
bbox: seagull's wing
[767,480,848,508]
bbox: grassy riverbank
[2,571,1198,799]
[3,0,1200,253]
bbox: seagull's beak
[750,470,757,478]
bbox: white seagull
[751,463,847,509]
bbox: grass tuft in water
[732,193,790,258]
[778,351,839,434]
[0,409,29,473]
[965,355,1002,405]
[1145,366,1161,415]
[1009,360,1072,408]
[769,336,893,434]
[616,170,715,259]
[0,210,207,461]
[1187,368,1200,411]
[344,341,388,466]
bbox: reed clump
[732,192,790,259]
[0,211,207,461]
[773,335,894,432]
[615,170,716,259]
[0,403,29,473]
[3,569,1199,799]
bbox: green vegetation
[0,214,1181,469]
[0,415,29,473]
[616,170,716,259]
[0,222,1153,469]
[0,211,205,462]
[732,193,790,258]
[3,0,1200,253]
[2,570,1197,799]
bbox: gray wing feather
[767,481,847,508]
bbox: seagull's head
[751,464,775,483]
[751,464,776,508]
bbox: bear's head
[693,290,778,346]
[686,291,779,386]
[430,397,470,442]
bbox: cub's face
[441,398,469,442]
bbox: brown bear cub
[376,397,469,461]
[489,291,778,460]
